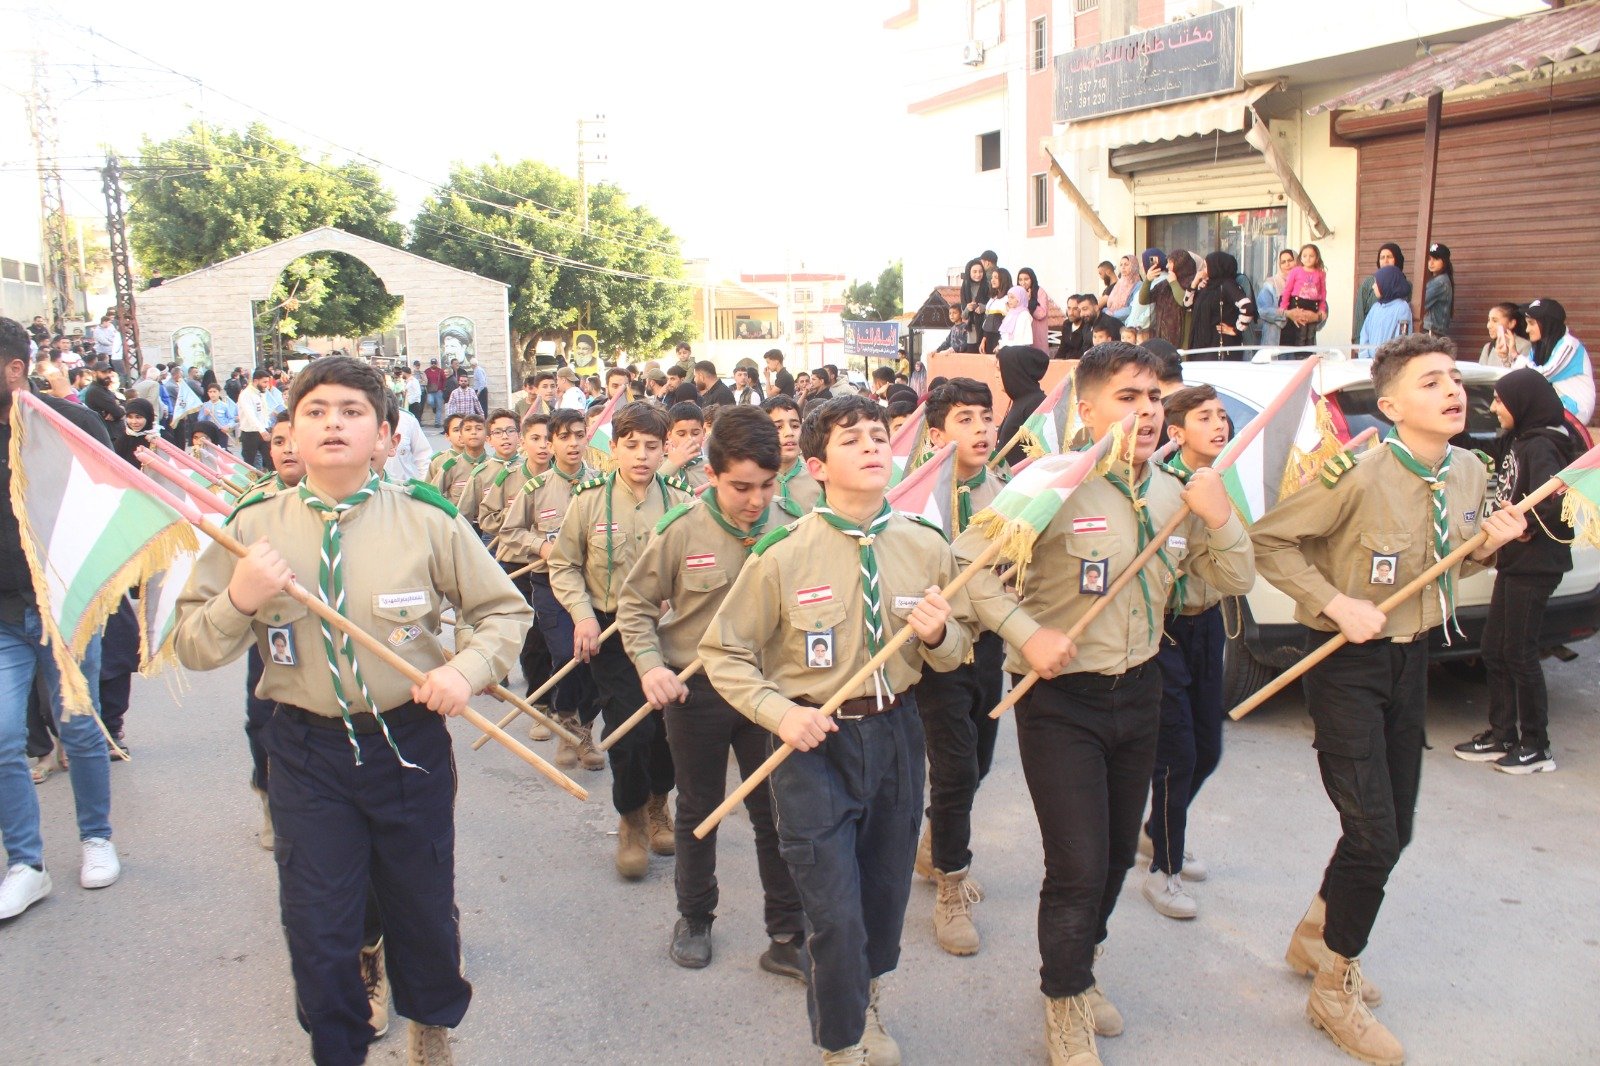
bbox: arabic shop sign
[1054,8,1240,122]
[842,320,901,359]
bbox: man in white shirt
[91,315,123,365]
[556,367,586,411]
[236,367,275,469]
[385,407,434,483]
[402,367,423,420]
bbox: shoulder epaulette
[1320,449,1357,488]
[493,465,516,487]
[523,472,549,494]
[439,455,459,474]
[405,479,459,517]
[665,474,691,494]
[902,512,949,542]
[752,523,795,556]
[1158,461,1191,484]
[224,487,274,526]
[575,476,607,493]
[1472,448,1496,473]
[655,500,695,534]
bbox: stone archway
[135,226,513,411]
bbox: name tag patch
[377,591,428,611]
[1167,535,1188,554]
[388,624,422,647]
[685,553,717,570]
[1072,516,1109,535]
[797,585,832,606]
[892,595,921,611]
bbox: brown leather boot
[1043,993,1101,1065]
[406,1021,453,1065]
[360,937,389,1038]
[932,867,983,956]
[646,793,676,855]
[862,978,900,1066]
[1287,894,1382,1006]
[616,808,650,880]
[1306,953,1404,1066]
[574,720,607,771]
[913,823,934,881]
[553,715,580,770]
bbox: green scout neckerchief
[1104,467,1177,644]
[955,466,987,535]
[814,493,894,707]
[602,471,674,601]
[298,474,420,769]
[777,460,809,517]
[1161,454,1193,609]
[1385,434,1463,640]
[702,489,768,549]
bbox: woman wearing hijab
[1480,302,1533,368]
[1357,266,1414,351]
[1519,297,1593,423]
[1016,267,1051,350]
[959,258,987,352]
[1257,249,1296,347]
[1146,249,1196,350]
[1127,249,1165,338]
[980,267,1014,354]
[1423,243,1455,335]
[1187,251,1256,359]
[993,344,1049,467]
[1452,368,1577,775]
[996,285,1036,349]
[1352,242,1405,342]
[1102,255,1138,321]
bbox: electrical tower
[27,54,76,332]
[103,155,143,380]
[576,114,608,234]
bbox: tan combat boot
[553,715,580,770]
[360,937,389,1038]
[406,1021,453,1065]
[527,706,552,742]
[253,787,274,851]
[1085,942,1122,1037]
[821,1045,869,1065]
[932,867,983,956]
[616,808,650,880]
[913,823,934,881]
[1287,894,1382,1006]
[862,977,901,1066]
[1306,953,1404,1066]
[574,720,607,771]
[646,793,676,856]
[1044,993,1102,1066]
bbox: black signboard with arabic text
[1054,9,1240,122]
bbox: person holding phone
[1479,302,1532,368]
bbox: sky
[0,0,915,282]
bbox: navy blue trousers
[529,574,597,723]
[770,697,924,1052]
[1147,606,1225,874]
[265,706,469,1066]
[914,631,1002,872]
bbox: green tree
[128,122,404,342]
[408,158,693,368]
[840,260,904,321]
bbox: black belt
[277,701,432,734]
[803,695,903,721]
[1038,659,1153,693]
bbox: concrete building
[741,272,850,371]
[887,0,1595,351]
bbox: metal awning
[1050,82,1278,152]
[1310,2,1600,114]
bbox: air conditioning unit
[961,40,986,66]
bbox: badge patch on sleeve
[1072,516,1109,535]
[797,585,832,606]
[685,553,716,571]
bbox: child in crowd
[1279,243,1328,346]
[764,395,821,517]
[661,400,709,489]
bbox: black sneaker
[1494,745,1556,775]
[758,933,809,984]
[669,916,713,969]
[1453,731,1512,762]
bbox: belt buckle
[835,705,867,722]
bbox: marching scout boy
[701,394,977,1066]
[660,399,710,490]
[174,356,531,1066]
[478,410,554,704]
[454,408,521,531]
[496,408,604,767]
[426,413,464,481]
[432,413,488,508]
[549,401,690,877]
[1250,334,1525,1066]
[764,394,821,517]
[615,406,806,978]
[908,378,1007,957]
[1139,383,1232,921]
[952,342,1254,1065]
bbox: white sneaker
[1141,866,1197,920]
[0,863,53,919]
[1138,829,1206,881]
[80,838,120,889]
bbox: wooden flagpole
[469,620,621,750]
[597,659,703,752]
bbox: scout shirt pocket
[788,600,849,671]
[371,589,438,657]
[1061,532,1123,597]
[1355,531,1412,592]
[680,564,728,597]
[256,596,307,665]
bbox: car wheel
[1222,629,1277,713]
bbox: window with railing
[1031,16,1048,72]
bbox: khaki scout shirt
[426,448,457,481]
[663,455,710,491]
[701,510,977,734]
[955,466,1254,676]
[174,480,532,716]
[456,455,515,527]
[1162,457,1227,614]
[775,461,821,518]
[495,465,592,569]
[618,498,771,675]
[434,451,491,509]
[475,458,536,538]
[1251,443,1490,642]
[549,473,690,622]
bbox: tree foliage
[128,122,404,341]
[408,159,694,367]
[841,261,904,321]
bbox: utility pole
[27,54,75,332]
[103,154,143,380]
[576,114,608,234]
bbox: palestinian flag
[1557,443,1600,547]
[151,436,239,506]
[888,402,929,485]
[137,447,231,518]
[195,439,258,492]
[583,389,630,470]
[1215,357,1338,524]
[887,442,958,534]
[1018,374,1078,458]
[168,378,203,427]
[7,392,198,714]
[138,549,197,674]
[968,413,1134,583]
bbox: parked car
[1179,348,1600,709]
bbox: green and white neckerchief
[1104,467,1176,644]
[1161,454,1193,608]
[955,466,987,535]
[777,460,809,517]
[1386,435,1463,640]
[703,491,768,550]
[814,493,895,707]
[297,474,420,769]
[602,472,674,601]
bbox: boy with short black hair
[911,377,1006,956]
[456,409,521,531]
[661,400,709,489]
[702,394,976,1065]
[1251,334,1525,1065]
[434,414,488,507]
[886,399,916,437]
[1137,384,1232,922]
[762,394,820,517]
[617,406,805,978]
[427,413,465,480]
[550,402,690,878]
[954,342,1254,1064]
[175,356,531,1066]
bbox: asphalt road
[4,629,1597,1065]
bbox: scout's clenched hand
[229,537,293,615]
[414,664,472,717]
[1180,466,1233,529]
[777,703,838,752]
[641,666,689,709]
[907,585,951,646]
